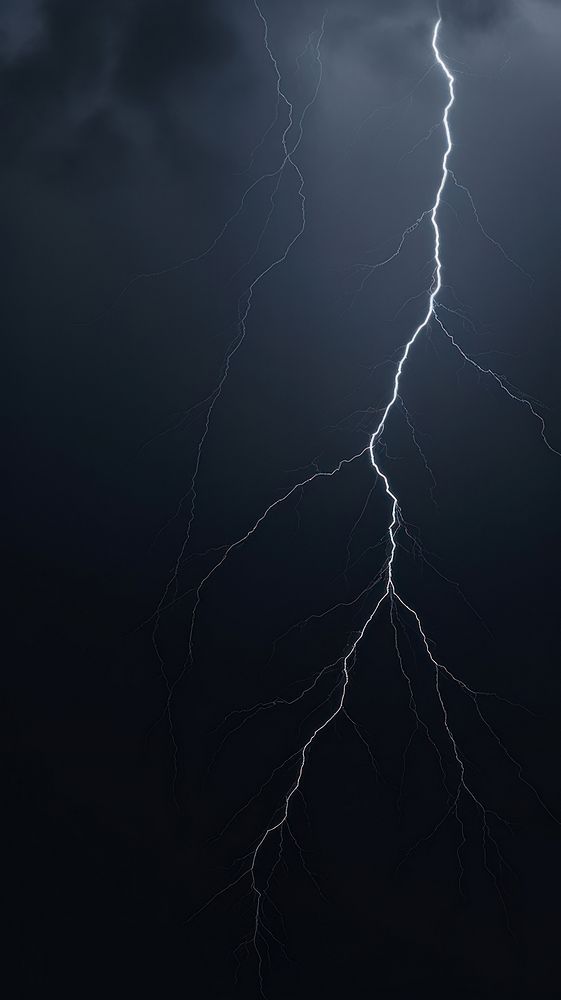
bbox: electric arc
[151,5,558,993]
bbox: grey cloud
[442,0,513,29]
[0,0,526,180]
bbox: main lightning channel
[241,16,462,989]
[367,13,453,581]
[181,10,560,993]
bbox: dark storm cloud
[308,0,514,30]
[114,0,235,101]
[0,0,525,181]
[0,0,237,174]
[443,0,512,28]
[0,0,116,171]
[276,0,513,25]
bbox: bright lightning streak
[175,6,559,993]
[245,9,455,912]
[216,17,491,985]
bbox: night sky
[4,1,561,997]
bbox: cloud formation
[0,0,532,179]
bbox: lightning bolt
[164,5,559,994]
[148,2,328,799]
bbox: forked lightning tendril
[170,7,558,994]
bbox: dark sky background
[4,1,561,997]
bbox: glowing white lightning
[366,13,454,583]
[245,9,446,952]
[179,8,559,993]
